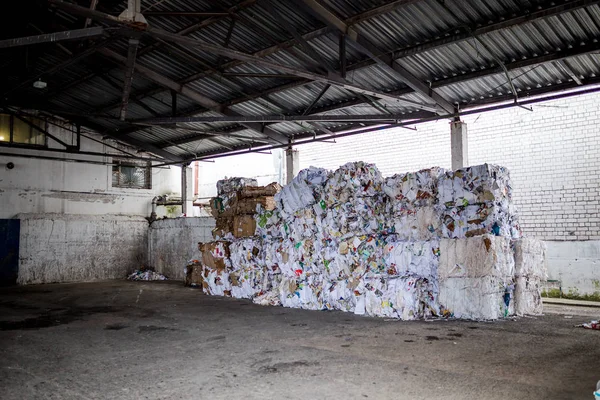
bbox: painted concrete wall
[17,213,148,285]
[546,240,600,296]
[0,121,181,219]
[147,217,215,280]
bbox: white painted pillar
[181,165,194,216]
[450,120,468,170]
[286,148,299,184]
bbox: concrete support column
[450,120,468,170]
[286,148,299,184]
[181,164,193,216]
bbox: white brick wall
[299,91,600,241]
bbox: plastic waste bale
[354,276,439,320]
[275,167,330,217]
[438,236,515,319]
[279,274,323,310]
[384,167,446,211]
[217,177,258,196]
[513,238,547,316]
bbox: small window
[112,160,152,189]
[0,113,46,146]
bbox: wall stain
[42,190,118,204]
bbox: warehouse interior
[1,0,600,399]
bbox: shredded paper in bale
[275,167,329,216]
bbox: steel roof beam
[98,48,290,145]
[297,0,454,114]
[135,113,432,124]
[0,27,105,49]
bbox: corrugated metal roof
[2,0,600,161]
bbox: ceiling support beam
[0,27,105,49]
[297,0,454,114]
[98,48,290,145]
[119,38,139,120]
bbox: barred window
[112,160,151,189]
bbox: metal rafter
[98,47,290,145]
[0,27,105,49]
[119,38,139,120]
[297,0,454,114]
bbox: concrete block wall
[17,213,148,284]
[147,217,215,280]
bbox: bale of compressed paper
[354,276,440,320]
[321,195,390,240]
[199,241,231,271]
[322,277,360,312]
[322,161,383,206]
[279,274,323,310]
[382,239,440,279]
[212,216,234,239]
[279,238,324,279]
[438,236,514,279]
[391,207,442,240]
[440,204,521,239]
[209,192,238,217]
[512,238,546,316]
[232,215,257,238]
[275,167,329,217]
[217,177,258,196]
[235,196,277,215]
[202,266,232,296]
[438,276,514,320]
[513,238,547,280]
[437,164,513,207]
[384,167,445,210]
[514,276,543,316]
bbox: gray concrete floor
[0,281,599,400]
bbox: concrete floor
[0,281,598,400]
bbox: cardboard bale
[199,241,231,271]
[233,215,257,238]
[212,217,233,239]
[184,261,204,287]
[235,196,276,215]
[239,182,282,198]
[209,194,238,218]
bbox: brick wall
[299,91,600,241]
